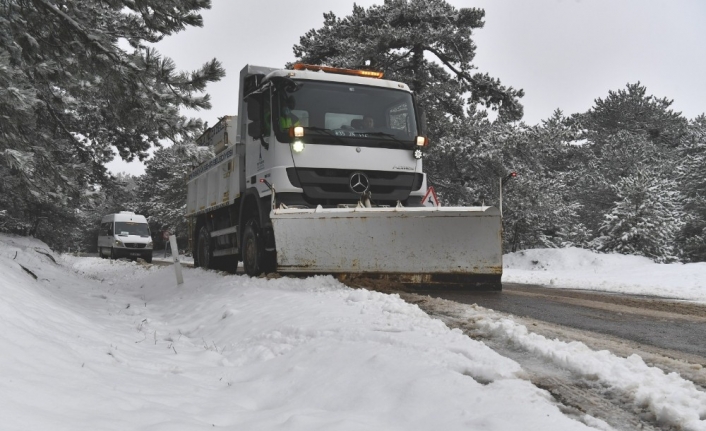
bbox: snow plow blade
[271,206,502,291]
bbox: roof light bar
[292,63,384,79]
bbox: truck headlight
[292,140,305,153]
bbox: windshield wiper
[303,126,349,146]
[352,131,410,149]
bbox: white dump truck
[186,64,502,290]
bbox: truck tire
[242,220,264,276]
[242,219,276,276]
[197,226,211,269]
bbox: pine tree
[593,171,684,262]
[503,111,589,250]
[571,83,688,239]
[425,106,503,206]
[676,115,706,261]
[0,0,224,240]
[581,82,687,149]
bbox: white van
[97,212,153,262]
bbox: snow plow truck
[186,64,503,290]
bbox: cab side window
[388,101,413,137]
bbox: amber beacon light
[292,63,384,79]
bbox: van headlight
[114,239,124,247]
[147,240,153,249]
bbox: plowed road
[387,284,706,431]
[414,283,706,358]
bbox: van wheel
[242,219,275,277]
[197,226,211,269]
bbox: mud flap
[270,206,503,290]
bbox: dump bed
[186,147,240,216]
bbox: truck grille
[287,168,423,205]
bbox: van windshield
[115,222,150,237]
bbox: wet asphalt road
[411,283,706,359]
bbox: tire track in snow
[397,292,706,431]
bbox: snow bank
[469,309,706,431]
[504,247,706,302]
[0,234,594,431]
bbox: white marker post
[169,234,184,285]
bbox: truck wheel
[197,226,211,269]
[243,219,270,276]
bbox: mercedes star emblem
[349,172,370,194]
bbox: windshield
[115,222,150,237]
[273,80,418,148]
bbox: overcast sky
[107,0,706,175]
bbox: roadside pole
[500,171,518,217]
[499,178,503,218]
[169,234,184,285]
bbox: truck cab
[240,64,428,209]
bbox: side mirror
[246,98,260,121]
[247,121,261,138]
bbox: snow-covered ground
[1,233,705,430]
[504,247,706,303]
